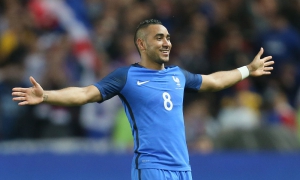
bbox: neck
[139,59,165,70]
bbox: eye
[157,37,162,40]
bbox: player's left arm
[199,48,274,92]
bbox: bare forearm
[200,48,274,92]
[43,87,88,106]
[212,69,243,90]
[200,69,244,92]
[12,77,101,106]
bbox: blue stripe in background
[1,152,299,180]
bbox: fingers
[262,54,273,65]
[12,92,28,102]
[19,101,29,106]
[12,97,29,106]
[12,97,27,101]
[264,67,273,71]
[263,58,274,74]
[12,91,26,97]
[12,93,30,105]
[12,88,31,106]
[30,76,38,87]
[264,61,274,67]
[256,47,264,57]
[12,87,29,93]
[12,77,40,106]
[262,56,272,62]
[262,65,273,75]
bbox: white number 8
[162,92,173,111]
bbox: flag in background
[28,0,99,85]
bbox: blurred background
[0,0,300,179]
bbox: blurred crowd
[1,0,300,153]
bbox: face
[141,24,172,64]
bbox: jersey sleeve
[93,67,129,102]
[180,68,202,91]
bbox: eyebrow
[155,33,171,38]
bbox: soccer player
[12,19,274,180]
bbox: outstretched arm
[12,76,102,106]
[199,48,274,92]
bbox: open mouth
[160,50,169,55]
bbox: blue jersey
[93,63,202,171]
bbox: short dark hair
[134,19,162,55]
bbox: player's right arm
[12,76,102,106]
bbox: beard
[146,49,170,65]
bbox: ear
[137,38,146,52]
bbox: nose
[162,38,171,48]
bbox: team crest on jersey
[172,76,181,87]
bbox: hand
[247,48,274,77]
[12,76,44,105]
